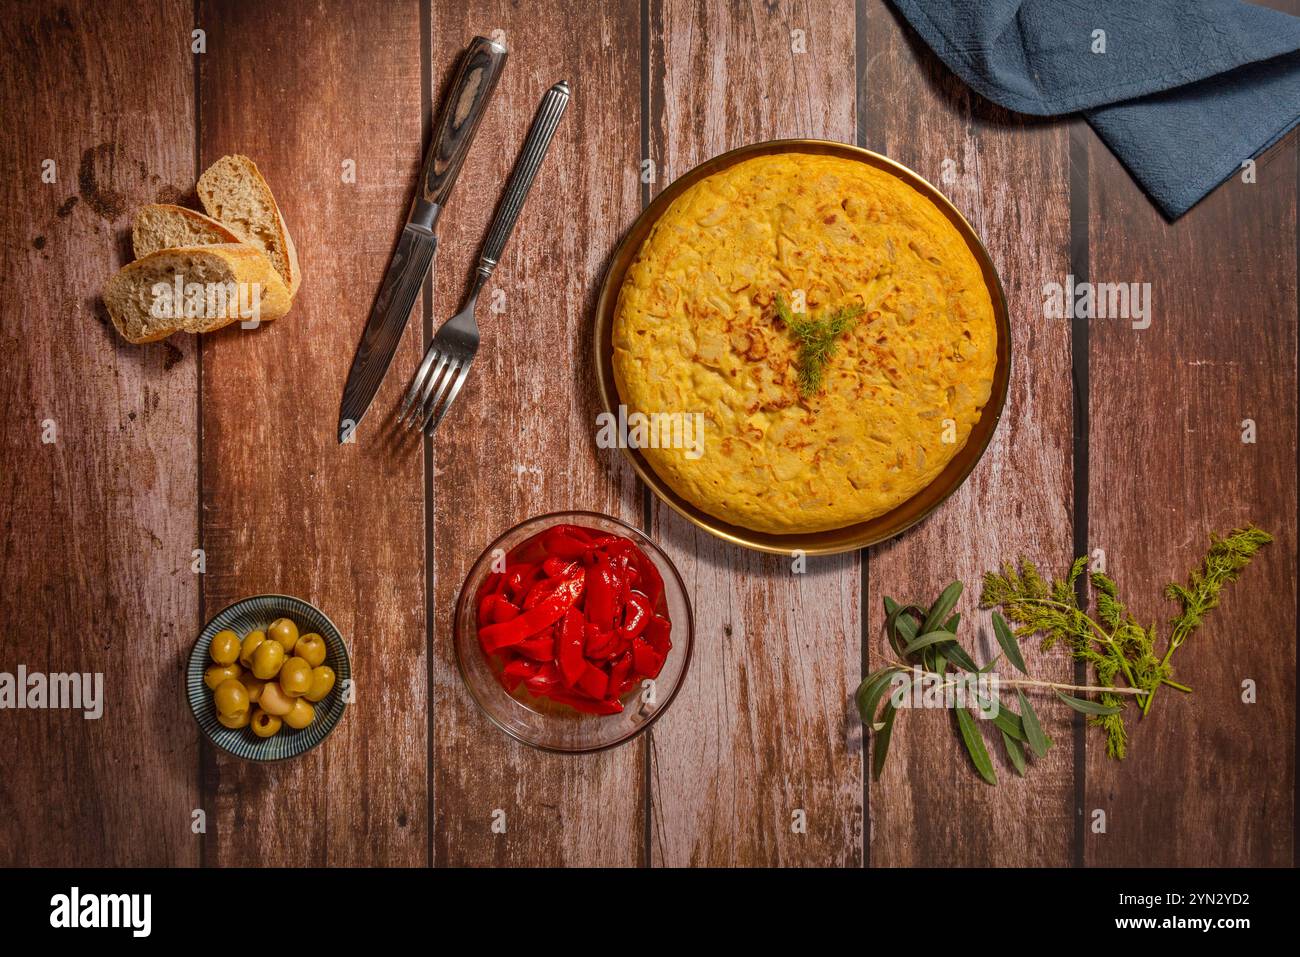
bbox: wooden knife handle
[419,36,507,213]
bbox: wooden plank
[197,0,428,866]
[0,0,198,866]
[1084,130,1297,867]
[864,0,1077,866]
[646,0,864,867]
[428,0,645,866]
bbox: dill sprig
[775,294,862,397]
[1143,525,1273,715]
[980,525,1271,758]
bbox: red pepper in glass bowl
[454,511,693,752]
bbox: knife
[338,35,508,443]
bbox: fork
[398,80,571,435]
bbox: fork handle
[476,80,570,279]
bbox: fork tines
[398,347,468,435]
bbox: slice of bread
[104,244,291,344]
[132,204,241,260]
[197,155,301,296]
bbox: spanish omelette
[611,152,998,535]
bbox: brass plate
[592,139,1012,556]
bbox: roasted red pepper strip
[586,554,619,631]
[542,557,580,579]
[479,570,586,652]
[574,663,609,700]
[632,636,666,679]
[584,626,615,658]
[479,594,520,625]
[586,629,629,660]
[540,527,590,559]
[504,563,539,602]
[502,658,540,680]
[557,609,586,687]
[645,614,672,654]
[607,541,663,608]
[514,636,555,661]
[607,652,633,695]
[522,576,563,611]
[620,591,652,641]
[524,660,561,695]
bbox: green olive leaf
[1002,729,1027,776]
[955,705,996,785]
[904,631,963,654]
[992,611,1027,674]
[855,667,903,728]
[1017,690,1051,758]
[943,642,980,673]
[872,703,898,781]
[1054,689,1124,715]
[922,581,963,634]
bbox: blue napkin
[891,0,1300,218]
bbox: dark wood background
[1,0,1294,867]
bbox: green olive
[284,698,315,730]
[258,681,293,717]
[251,640,286,680]
[279,657,312,697]
[241,675,267,704]
[204,662,242,691]
[209,629,241,665]
[218,709,251,729]
[239,630,267,669]
[213,678,249,718]
[296,633,327,668]
[304,665,336,703]
[268,617,300,653]
[250,707,281,738]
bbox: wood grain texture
[0,0,198,867]
[1084,130,1297,867]
[428,0,646,866]
[197,0,428,866]
[645,0,864,867]
[863,0,1077,866]
[0,0,1295,871]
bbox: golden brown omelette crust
[612,153,997,534]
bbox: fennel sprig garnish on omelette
[775,294,864,397]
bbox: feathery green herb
[979,525,1271,758]
[775,294,863,397]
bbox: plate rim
[592,137,1013,555]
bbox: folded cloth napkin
[891,0,1300,218]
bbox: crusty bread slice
[197,155,301,296]
[132,203,242,260]
[104,244,291,344]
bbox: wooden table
[2,0,1294,868]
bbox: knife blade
[338,36,508,443]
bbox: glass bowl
[453,510,693,753]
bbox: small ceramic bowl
[187,594,350,761]
[454,511,693,753]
